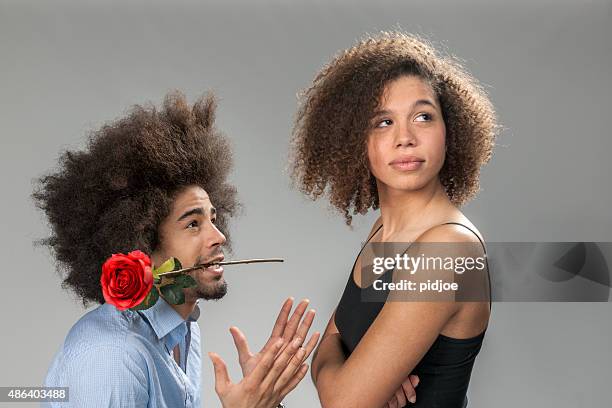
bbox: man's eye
[415,113,432,122]
[187,220,199,229]
[376,119,393,128]
[211,218,217,224]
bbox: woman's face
[366,75,446,194]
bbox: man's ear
[150,226,168,267]
[150,244,165,269]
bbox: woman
[290,32,498,407]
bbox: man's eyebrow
[176,206,217,222]
[372,99,437,116]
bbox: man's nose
[207,223,227,248]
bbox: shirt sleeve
[61,345,149,407]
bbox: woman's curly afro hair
[33,91,240,307]
[290,31,499,224]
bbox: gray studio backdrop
[1,0,611,407]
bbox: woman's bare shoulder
[420,211,485,245]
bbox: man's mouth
[197,255,224,276]
[202,263,224,276]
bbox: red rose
[100,250,154,311]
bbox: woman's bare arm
[311,310,344,385]
[314,224,484,408]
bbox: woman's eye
[376,119,393,128]
[415,113,432,122]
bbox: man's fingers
[301,331,321,362]
[401,378,417,404]
[272,331,319,394]
[409,374,420,388]
[271,297,294,337]
[208,352,231,395]
[278,363,309,401]
[281,299,310,341]
[272,345,307,392]
[262,297,294,354]
[249,338,285,385]
[261,337,303,390]
[276,303,313,360]
[293,308,316,345]
[229,326,252,366]
[388,396,399,408]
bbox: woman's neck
[377,178,454,240]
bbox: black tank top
[334,222,491,408]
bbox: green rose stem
[156,258,284,278]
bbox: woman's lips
[389,160,424,171]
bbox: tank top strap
[366,223,384,243]
[440,221,492,312]
[348,223,384,280]
[440,222,487,255]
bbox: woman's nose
[394,123,417,148]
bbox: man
[34,91,319,407]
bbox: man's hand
[209,298,321,407]
[229,298,320,377]
[383,375,420,407]
[209,337,308,408]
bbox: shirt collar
[140,297,201,348]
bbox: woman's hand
[383,375,420,407]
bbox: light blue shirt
[42,297,202,407]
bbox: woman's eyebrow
[372,99,437,117]
[412,99,437,109]
[372,109,393,117]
